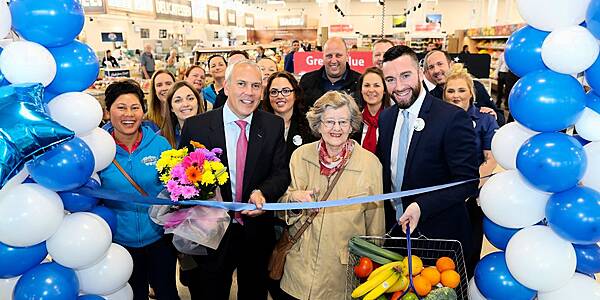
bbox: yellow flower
[217,170,229,185]
[159,173,171,184]
[201,171,216,185]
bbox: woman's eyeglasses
[269,88,294,97]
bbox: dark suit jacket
[376,93,479,257]
[429,80,505,126]
[179,107,291,228]
[213,88,227,109]
[284,109,318,163]
[299,64,362,110]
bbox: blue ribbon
[74,177,481,212]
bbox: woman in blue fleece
[99,80,180,300]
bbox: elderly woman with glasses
[277,91,385,300]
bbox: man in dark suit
[376,46,479,268]
[179,60,291,300]
[424,49,505,126]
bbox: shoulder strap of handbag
[112,159,149,196]
[289,164,347,243]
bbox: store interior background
[81,0,524,57]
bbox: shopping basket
[345,224,469,300]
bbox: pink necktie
[234,120,248,225]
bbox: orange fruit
[421,267,441,286]
[412,275,432,296]
[436,256,456,272]
[402,255,424,275]
[441,270,461,288]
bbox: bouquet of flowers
[150,141,231,255]
[156,141,229,201]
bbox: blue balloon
[91,205,117,235]
[505,25,550,77]
[572,134,591,146]
[78,295,105,300]
[27,137,95,191]
[0,241,47,279]
[546,186,600,244]
[59,191,99,212]
[46,40,99,94]
[517,132,587,192]
[475,252,536,300]
[43,90,58,104]
[9,0,84,47]
[586,0,600,40]
[587,90,600,114]
[0,84,74,188]
[509,70,586,132]
[574,244,600,274]
[13,262,79,300]
[585,55,600,91]
[483,216,520,251]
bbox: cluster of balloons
[0,1,132,299]
[471,0,600,299]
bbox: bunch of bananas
[351,261,409,300]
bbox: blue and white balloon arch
[0,1,132,299]
[473,0,600,299]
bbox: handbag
[267,164,347,280]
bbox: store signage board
[245,13,254,28]
[247,29,317,44]
[155,0,192,22]
[81,0,107,14]
[330,24,353,33]
[207,5,220,25]
[294,51,373,74]
[278,15,306,28]
[226,9,236,26]
[107,0,154,15]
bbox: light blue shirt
[222,102,253,202]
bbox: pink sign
[293,51,373,74]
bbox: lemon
[402,255,423,276]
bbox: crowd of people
[98,37,503,300]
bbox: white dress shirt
[222,102,253,202]
[391,86,426,192]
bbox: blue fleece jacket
[99,124,171,248]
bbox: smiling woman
[99,80,180,300]
[162,80,206,148]
[146,70,175,130]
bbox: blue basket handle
[387,223,422,300]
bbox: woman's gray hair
[306,91,362,137]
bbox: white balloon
[538,273,600,299]
[480,170,550,228]
[542,26,599,74]
[582,141,600,191]
[0,41,56,86]
[91,173,102,186]
[0,168,29,198]
[46,212,112,269]
[0,1,10,39]
[79,128,117,172]
[48,92,102,135]
[102,283,133,300]
[0,183,64,247]
[76,243,133,295]
[517,0,590,31]
[0,276,20,300]
[575,108,600,142]
[468,277,488,300]
[506,225,576,292]
[491,122,538,170]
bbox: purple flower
[212,148,223,155]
